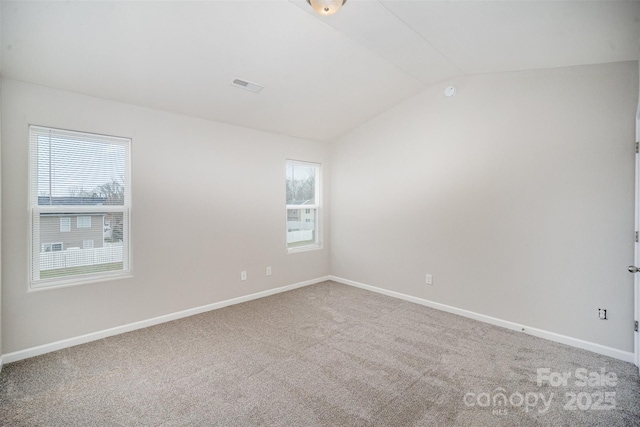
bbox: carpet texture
[0,281,639,426]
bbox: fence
[286,221,315,244]
[287,221,315,231]
[40,243,123,271]
[287,230,313,243]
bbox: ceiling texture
[2,1,640,142]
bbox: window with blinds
[29,125,132,289]
[286,160,321,252]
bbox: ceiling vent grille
[231,78,264,94]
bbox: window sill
[29,271,132,292]
[287,244,322,254]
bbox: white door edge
[634,103,640,372]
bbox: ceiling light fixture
[307,0,347,16]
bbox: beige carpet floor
[0,280,639,426]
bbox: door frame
[634,104,640,371]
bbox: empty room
[1,0,640,425]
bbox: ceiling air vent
[231,78,264,94]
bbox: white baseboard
[2,276,330,364]
[329,275,635,364]
[3,275,633,366]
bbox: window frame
[60,217,71,232]
[77,216,92,228]
[29,125,132,290]
[286,159,321,253]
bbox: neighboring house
[37,196,108,252]
[300,207,315,224]
[287,209,300,222]
[286,200,316,247]
[286,200,315,230]
[40,213,106,252]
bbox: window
[286,160,321,252]
[30,126,131,288]
[42,243,63,252]
[77,216,91,228]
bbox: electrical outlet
[266,266,272,276]
[241,271,247,281]
[425,274,433,285]
[598,308,607,320]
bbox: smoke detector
[444,86,457,97]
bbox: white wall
[2,61,637,358]
[1,79,330,354]
[330,61,638,352]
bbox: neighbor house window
[77,216,91,228]
[286,160,321,252]
[42,243,63,252]
[30,125,131,289]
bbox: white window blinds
[29,125,132,288]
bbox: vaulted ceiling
[2,1,639,141]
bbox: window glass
[286,162,316,205]
[77,216,91,228]
[286,160,320,252]
[30,126,131,288]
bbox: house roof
[38,196,107,206]
[40,213,106,217]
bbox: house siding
[40,214,104,250]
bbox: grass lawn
[40,262,123,279]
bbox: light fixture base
[307,0,347,16]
